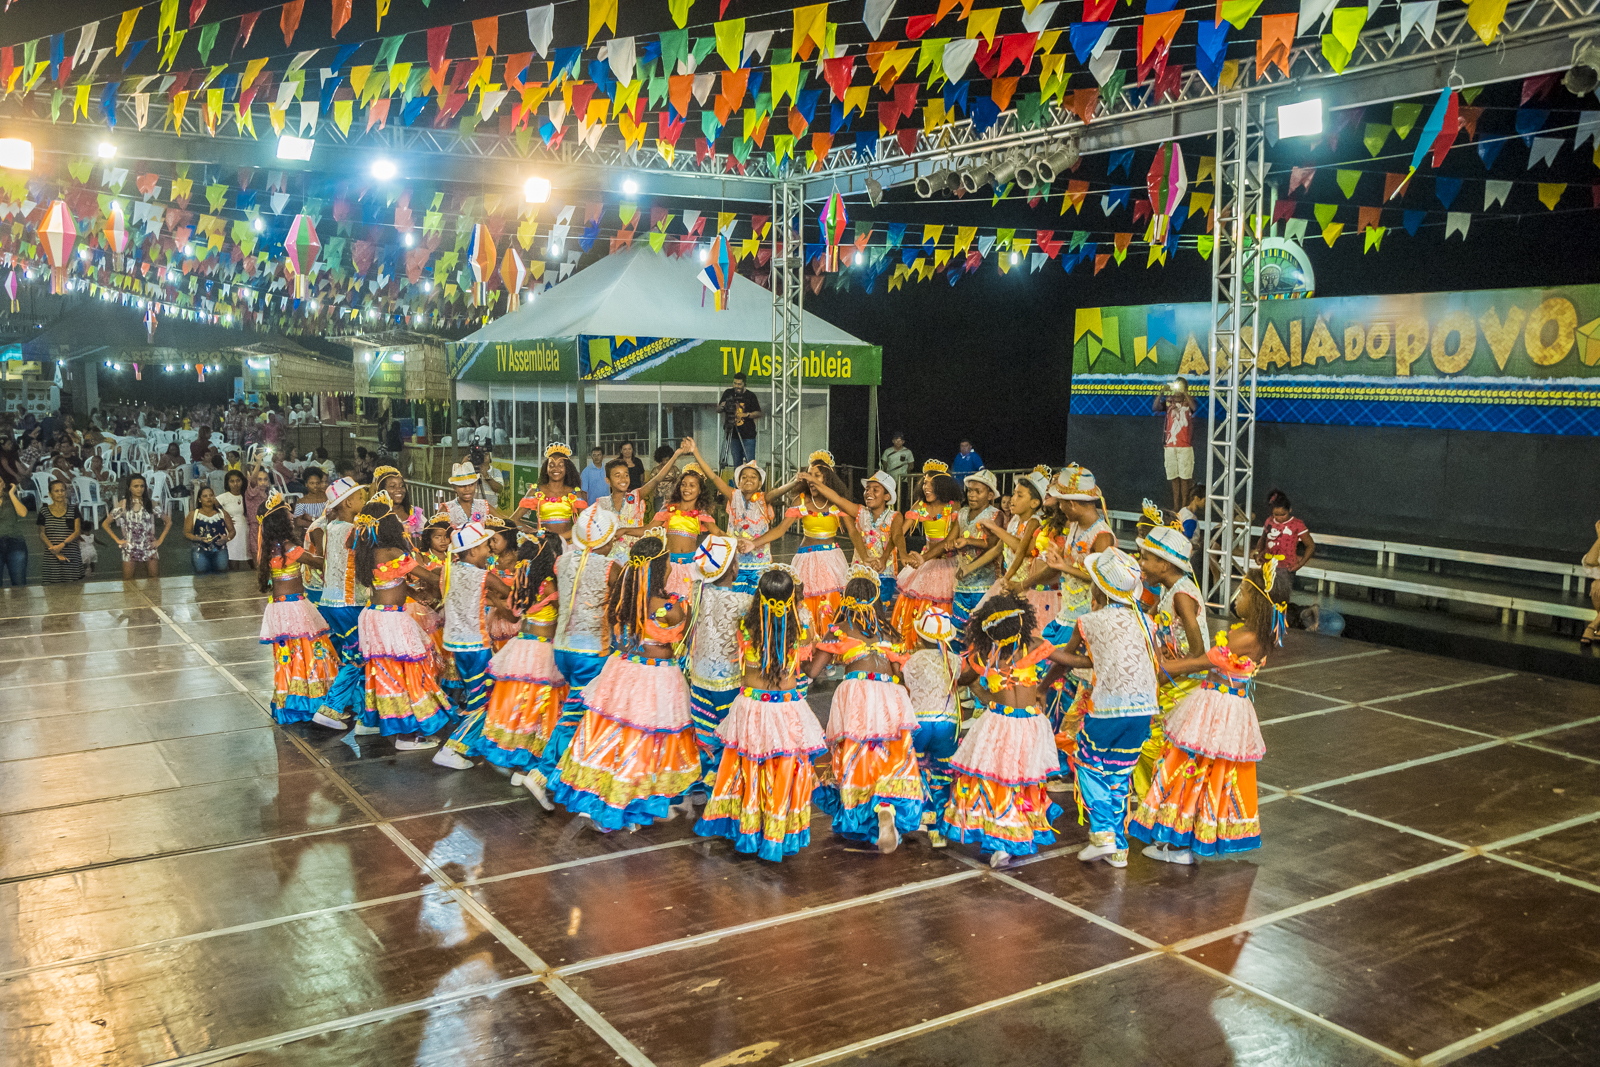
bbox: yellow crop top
[817,627,908,666]
[788,503,842,540]
[518,490,586,524]
[967,641,1056,695]
[655,506,714,535]
[372,555,415,591]
[269,546,304,581]
[528,578,559,625]
[907,502,955,542]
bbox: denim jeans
[724,433,756,467]
[191,546,228,574]
[0,536,26,587]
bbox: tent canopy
[463,247,868,345]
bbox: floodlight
[403,232,414,246]
[370,158,397,180]
[524,175,552,203]
[1565,41,1600,96]
[276,134,315,161]
[1277,98,1323,138]
[855,252,865,265]
[96,142,117,159]
[622,178,639,195]
[252,217,264,231]
[0,138,32,170]
[1035,142,1081,184]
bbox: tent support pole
[867,385,878,476]
[575,379,587,459]
[771,181,805,482]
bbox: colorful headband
[808,449,835,467]
[544,442,573,459]
[843,562,881,604]
[980,608,1023,633]
[922,459,950,475]
[261,490,289,518]
[767,561,800,581]
[627,527,670,567]
[366,489,394,509]
[1140,497,1183,531]
[371,465,402,487]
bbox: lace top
[441,498,489,529]
[1054,517,1112,625]
[954,505,1000,594]
[904,647,962,716]
[555,547,617,653]
[596,491,648,555]
[319,520,369,608]
[442,564,491,651]
[729,490,773,566]
[686,584,755,687]
[1156,576,1209,659]
[853,505,897,571]
[301,518,325,591]
[1074,603,1160,718]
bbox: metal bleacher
[1106,510,1593,629]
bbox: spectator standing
[216,469,251,572]
[950,440,984,476]
[1254,489,1315,573]
[718,373,763,467]
[1,479,28,586]
[881,434,915,497]
[1582,521,1600,646]
[1153,377,1198,513]
[185,486,234,574]
[36,480,83,584]
[616,441,646,490]
[104,473,171,579]
[580,446,609,502]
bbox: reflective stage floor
[5,573,1600,1067]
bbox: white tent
[460,246,869,347]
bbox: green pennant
[1461,86,1482,105]
[647,71,668,110]
[659,29,688,73]
[691,36,716,66]
[1015,92,1042,130]
[1314,203,1339,227]
[1099,69,1126,108]
[1069,230,1087,252]
[1390,102,1422,140]
[1335,169,1361,198]
[49,89,64,123]
[1362,123,1391,157]
[196,22,220,65]
[375,35,404,72]
[1196,234,1215,259]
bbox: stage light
[866,177,883,206]
[1277,98,1323,138]
[698,246,709,263]
[183,244,193,257]
[989,153,1022,188]
[959,163,993,194]
[370,158,397,180]
[622,178,639,195]
[855,252,865,265]
[1036,142,1080,184]
[276,134,315,161]
[523,175,552,203]
[0,138,33,170]
[915,169,957,198]
[1010,252,1020,265]
[1566,41,1600,96]
[252,217,264,232]
[96,141,117,159]
[403,232,414,247]
[424,281,433,292]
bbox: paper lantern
[283,213,320,298]
[468,223,496,306]
[1146,141,1188,244]
[38,199,76,294]
[103,200,128,255]
[500,246,526,311]
[821,191,848,271]
[4,269,17,312]
[699,234,731,311]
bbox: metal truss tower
[1200,94,1265,611]
[769,181,805,482]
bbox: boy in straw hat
[438,460,499,529]
[1049,546,1162,869]
[432,522,515,770]
[308,477,374,733]
[948,468,1002,651]
[1133,516,1210,804]
[683,534,753,794]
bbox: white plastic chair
[73,476,107,526]
[207,468,228,497]
[30,471,54,507]
[145,469,187,520]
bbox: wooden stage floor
[4,573,1600,1067]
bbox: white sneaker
[523,774,555,811]
[353,723,381,736]
[431,748,474,770]
[311,712,350,731]
[509,772,525,787]
[393,736,440,751]
[1078,833,1120,864]
[1143,844,1195,865]
[1104,849,1129,868]
[876,803,901,854]
[1044,779,1074,794]
[988,849,1012,869]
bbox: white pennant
[133,93,150,128]
[941,38,980,84]
[1367,0,1383,16]
[1297,0,1339,36]
[1483,180,1512,209]
[479,89,508,120]
[1089,47,1121,86]
[1088,24,1117,59]
[1576,111,1600,150]
[546,100,566,126]
[287,50,317,73]
[73,21,100,66]
[1023,1,1061,32]
[864,0,897,40]
[691,72,716,105]
[1397,0,1438,43]
[976,235,995,257]
[1284,218,1308,243]
[605,36,636,85]
[299,101,319,134]
[1527,136,1562,169]
[276,78,298,109]
[743,29,775,65]
[1030,252,1047,272]
[85,46,113,82]
[1445,212,1470,240]
[526,5,555,58]
[682,209,701,233]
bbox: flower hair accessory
[261,491,289,518]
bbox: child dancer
[696,565,828,861]
[805,469,903,605]
[682,535,753,793]
[1039,465,1117,739]
[439,461,497,528]
[308,477,372,732]
[653,464,723,597]
[526,507,622,807]
[685,438,771,594]
[409,513,456,684]
[810,566,924,853]
[595,444,683,558]
[475,533,569,780]
[949,469,1002,648]
[513,444,585,541]
[1133,522,1210,806]
[484,517,523,651]
[744,453,852,637]
[1131,559,1282,863]
[903,607,963,846]
[548,531,701,830]
[980,471,1060,622]
[1055,548,1162,869]
[352,495,453,750]
[433,521,515,770]
[890,461,962,640]
[257,492,340,725]
[940,594,1072,868]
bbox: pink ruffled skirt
[665,557,697,598]
[717,690,827,760]
[1163,689,1266,763]
[489,632,566,684]
[358,607,434,662]
[260,597,330,642]
[826,677,919,744]
[793,543,848,599]
[583,654,693,733]
[951,705,1059,787]
[898,555,956,601]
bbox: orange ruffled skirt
[1129,747,1261,856]
[477,635,570,771]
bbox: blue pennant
[1402,209,1425,236]
[970,97,1000,135]
[330,42,361,74]
[100,82,119,126]
[1108,148,1135,175]
[1514,108,1548,145]
[944,79,969,116]
[1477,137,1504,169]
[1434,175,1462,209]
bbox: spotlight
[403,232,414,247]
[958,163,993,194]
[915,169,958,198]
[865,177,883,206]
[1015,160,1041,190]
[1566,41,1600,96]
[622,178,639,195]
[276,134,314,161]
[524,176,552,203]
[1010,252,1020,265]
[855,251,865,265]
[0,138,32,170]
[424,281,432,292]
[252,217,264,232]
[698,246,709,262]
[1035,142,1081,184]
[988,152,1023,188]
[1277,98,1323,138]
[369,158,397,180]
[96,141,117,159]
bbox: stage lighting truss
[914,137,1080,198]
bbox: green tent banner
[450,335,881,386]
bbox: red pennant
[1288,166,1315,194]
[569,82,598,121]
[974,37,1003,79]
[892,82,917,122]
[427,25,451,84]
[1135,35,1169,83]
[1272,198,1297,224]
[1132,200,1152,225]
[905,14,939,39]
[136,172,158,196]
[233,12,259,54]
[1084,0,1115,19]
[280,0,304,47]
[997,33,1039,76]
[696,137,711,164]
[1430,93,1460,169]
[189,0,207,26]
[0,48,11,91]
[330,0,352,38]
[896,127,918,156]
[822,56,854,100]
[1154,62,1182,101]
[1521,72,1558,105]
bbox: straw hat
[692,535,740,581]
[963,468,998,496]
[735,460,767,486]
[1137,525,1194,573]
[1085,547,1143,605]
[914,607,958,644]
[448,460,479,486]
[451,521,492,553]
[861,470,897,505]
[574,506,619,550]
[1022,470,1051,502]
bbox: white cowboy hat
[448,460,479,486]
[914,607,958,644]
[963,468,998,496]
[324,477,363,508]
[693,534,740,581]
[1049,463,1099,501]
[861,470,898,505]
[1137,525,1194,574]
[1085,547,1143,605]
[574,506,619,550]
[451,521,492,553]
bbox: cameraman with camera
[718,373,762,468]
[466,441,503,504]
[1152,376,1198,513]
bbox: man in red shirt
[1152,377,1197,513]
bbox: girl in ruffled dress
[257,493,340,725]
[653,466,724,597]
[1130,559,1285,864]
[744,452,853,638]
[902,607,963,847]
[696,565,828,861]
[890,461,962,641]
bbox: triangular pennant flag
[1335,170,1360,198]
[1538,182,1565,210]
[1445,211,1470,239]
[1528,136,1561,169]
[1483,179,1511,209]
[1398,0,1438,44]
